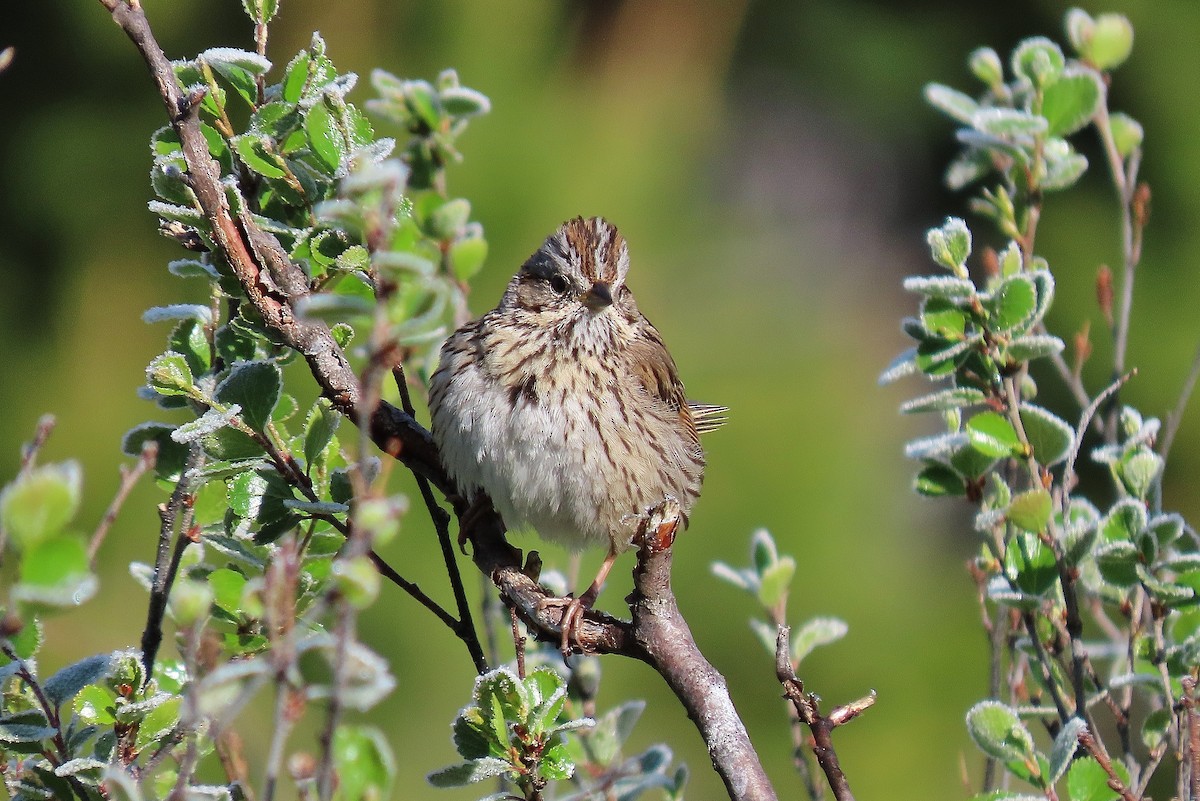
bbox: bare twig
[774,627,872,801]
[393,365,488,673]
[140,444,205,681]
[1094,101,1145,442]
[1062,371,1135,496]
[89,441,157,566]
[1160,339,1200,463]
[18,414,56,473]
[1078,728,1138,801]
[1183,676,1200,801]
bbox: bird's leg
[557,547,619,657]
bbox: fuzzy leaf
[1019,404,1074,466]
[215,361,282,433]
[1041,69,1102,137]
[902,387,987,414]
[1008,490,1052,533]
[966,701,1036,761]
[1048,717,1088,786]
[967,412,1021,459]
[1,461,82,549]
[924,83,979,125]
[790,617,848,664]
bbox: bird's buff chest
[431,333,660,552]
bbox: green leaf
[965,700,1036,761]
[1019,404,1074,466]
[756,556,795,609]
[202,427,266,462]
[1041,69,1102,137]
[168,319,213,377]
[1048,717,1087,786]
[1006,531,1057,596]
[44,653,115,709]
[588,700,645,766]
[790,617,849,664]
[1100,499,1146,542]
[242,0,278,24]
[902,275,977,299]
[171,406,242,445]
[1008,334,1065,362]
[972,108,1048,138]
[967,412,1021,459]
[1066,755,1126,801]
[303,398,341,469]
[1085,13,1134,70]
[1041,139,1089,191]
[986,275,1037,332]
[232,134,289,179]
[1010,37,1065,88]
[915,336,975,376]
[215,361,282,433]
[926,217,972,273]
[921,297,968,339]
[207,568,247,616]
[1109,113,1143,158]
[969,47,1004,88]
[449,234,488,282]
[440,85,491,117]
[146,352,196,397]
[1147,513,1184,547]
[1,461,82,549]
[1117,449,1162,500]
[924,83,979,125]
[428,198,471,239]
[134,695,182,754]
[539,741,575,781]
[1095,540,1139,588]
[427,757,513,787]
[1008,490,1052,534]
[332,556,380,610]
[0,710,56,743]
[333,725,395,801]
[901,387,987,414]
[15,535,96,607]
[915,463,965,497]
[1141,708,1171,751]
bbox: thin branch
[393,365,487,673]
[1184,675,1200,801]
[775,626,872,801]
[1062,371,1135,496]
[140,445,205,681]
[1078,729,1138,801]
[1160,339,1200,463]
[18,414,56,473]
[89,441,157,566]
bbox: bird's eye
[548,273,570,294]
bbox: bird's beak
[582,281,614,311]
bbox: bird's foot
[538,587,599,658]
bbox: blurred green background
[3,1,1200,798]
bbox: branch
[775,626,873,801]
[89,441,157,566]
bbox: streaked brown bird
[429,216,725,652]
